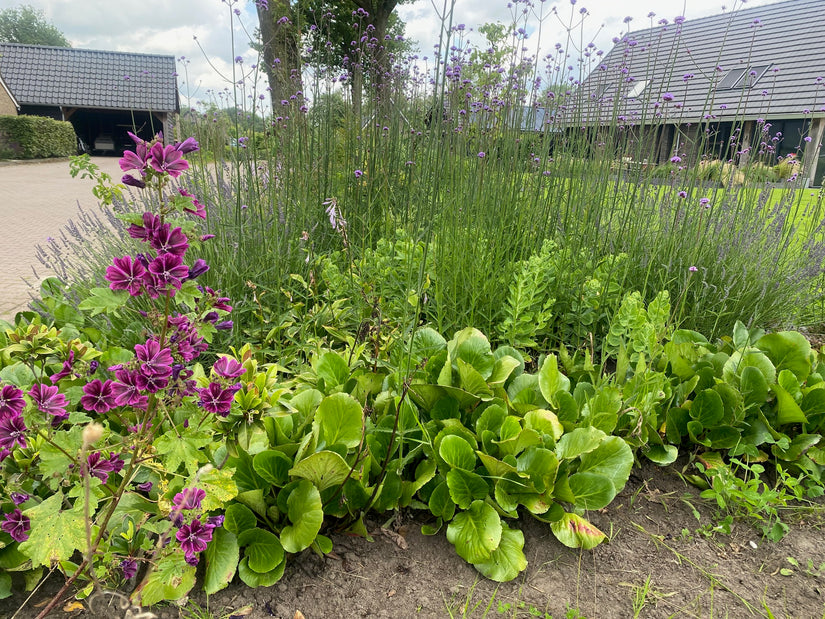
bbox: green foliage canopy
[0,5,71,47]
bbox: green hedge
[0,114,76,159]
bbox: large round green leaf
[280,480,323,553]
[577,436,633,493]
[516,447,559,493]
[224,503,258,535]
[472,523,527,582]
[550,512,605,550]
[427,479,456,521]
[439,434,477,471]
[757,331,812,382]
[316,351,350,388]
[555,427,605,460]
[289,450,352,492]
[410,327,447,362]
[690,389,724,427]
[446,500,502,564]
[253,450,293,487]
[451,328,495,379]
[446,468,489,509]
[538,354,570,406]
[138,552,196,606]
[238,556,285,588]
[313,393,363,450]
[568,472,616,510]
[238,528,284,574]
[204,528,239,594]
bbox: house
[0,43,179,152]
[573,0,825,185]
[0,69,19,116]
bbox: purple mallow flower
[176,519,213,557]
[0,384,25,418]
[10,492,29,506]
[197,383,240,416]
[86,452,124,484]
[1,509,30,542]
[49,351,76,384]
[0,415,27,450]
[212,356,245,379]
[187,259,209,280]
[135,339,173,378]
[173,487,205,511]
[81,379,116,414]
[149,143,190,178]
[145,253,189,296]
[106,256,146,296]
[150,225,189,257]
[121,558,138,580]
[111,369,148,409]
[28,384,68,420]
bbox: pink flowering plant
[0,133,243,613]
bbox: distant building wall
[0,81,17,116]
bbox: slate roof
[0,43,178,112]
[575,0,825,125]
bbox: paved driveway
[0,157,124,321]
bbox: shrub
[0,115,76,159]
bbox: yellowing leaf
[18,493,86,568]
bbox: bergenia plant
[0,133,241,615]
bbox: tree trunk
[257,0,303,111]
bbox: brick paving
[0,157,123,321]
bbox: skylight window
[741,64,771,88]
[717,68,746,89]
[716,64,772,90]
[626,79,648,98]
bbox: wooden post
[802,116,825,184]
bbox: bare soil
[3,461,823,619]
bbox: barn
[0,43,179,152]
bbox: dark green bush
[0,114,76,158]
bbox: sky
[5,0,779,110]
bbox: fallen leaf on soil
[294,611,306,619]
[62,601,84,612]
[387,589,396,598]
[380,527,408,549]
